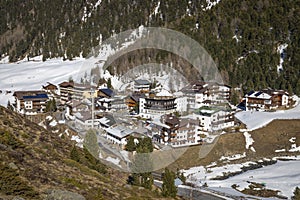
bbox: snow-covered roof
[98,97,113,102]
[173,91,184,97]
[106,125,133,139]
[156,89,173,97]
[248,91,271,99]
[134,79,150,85]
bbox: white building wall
[175,96,188,113]
[195,93,209,109]
[282,94,288,106]
[24,100,33,109]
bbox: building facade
[195,106,235,132]
[59,81,97,105]
[139,89,177,119]
[133,79,151,93]
[13,91,49,115]
[245,89,289,111]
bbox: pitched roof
[13,91,49,100]
[134,79,150,85]
[42,82,58,90]
[99,88,114,97]
[248,91,271,99]
[59,81,74,88]
[162,114,180,126]
[129,93,146,102]
[156,89,173,97]
[106,125,133,139]
[74,111,92,121]
[99,114,116,127]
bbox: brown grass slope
[168,120,300,170]
[0,106,170,200]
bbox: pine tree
[107,78,113,89]
[292,187,300,200]
[70,145,80,162]
[295,80,300,95]
[230,90,239,105]
[125,135,136,152]
[45,99,57,112]
[7,100,13,111]
[162,168,177,197]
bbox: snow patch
[106,156,121,167]
[289,144,300,152]
[277,43,288,73]
[275,149,286,153]
[243,132,254,149]
[232,35,242,43]
[71,135,84,148]
[49,120,57,127]
[38,121,47,129]
[220,152,246,161]
[46,116,53,121]
[250,146,256,152]
[289,137,296,143]
[183,157,300,198]
[203,0,221,11]
[0,56,9,64]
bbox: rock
[8,162,18,170]
[124,184,132,189]
[45,189,86,200]
[12,197,25,200]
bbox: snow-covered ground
[0,57,85,106]
[203,0,221,11]
[183,156,300,198]
[0,56,186,107]
[277,43,288,73]
[235,96,300,131]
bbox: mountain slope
[1,0,300,94]
[0,106,168,200]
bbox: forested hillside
[1,0,299,94]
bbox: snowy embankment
[183,156,300,199]
[235,96,300,131]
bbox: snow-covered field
[0,57,85,106]
[235,96,300,131]
[183,156,300,198]
[0,56,185,107]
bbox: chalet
[97,98,112,111]
[146,114,202,147]
[59,81,74,104]
[13,91,49,115]
[42,82,58,95]
[59,81,97,105]
[174,96,188,114]
[98,88,114,98]
[72,101,90,112]
[133,79,151,93]
[74,111,99,128]
[110,95,127,111]
[139,89,177,119]
[195,106,235,132]
[105,125,134,146]
[73,83,97,100]
[125,93,146,111]
[245,89,289,111]
[171,118,201,147]
[182,81,231,111]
